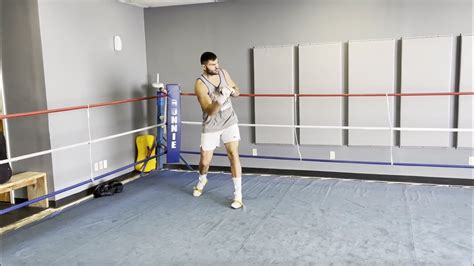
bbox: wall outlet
[252,148,258,156]
[103,160,108,169]
[329,151,336,160]
[99,161,104,170]
[94,162,99,172]
[469,156,474,166]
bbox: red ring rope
[0,95,165,120]
[181,91,474,97]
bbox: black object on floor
[93,181,124,198]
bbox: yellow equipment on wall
[135,135,156,173]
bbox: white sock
[196,174,207,190]
[232,177,242,200]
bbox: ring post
[166,84,181,164]
[157,92,166,169]
[153,74,166,170]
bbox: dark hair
[200,52,217,65]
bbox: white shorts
[201,124,240,151]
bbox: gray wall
[145,0,473,179]
[2,0,54,195]
[0,0,3,114]
[37,0,148,199]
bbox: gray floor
[1,169,472,265]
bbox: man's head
[200,52,219,75]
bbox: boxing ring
[0,85,472,265]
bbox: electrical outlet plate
[330,151,336,160]
[252,149,258,156]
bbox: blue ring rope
[0,153,165,216]
[180,151,474,169]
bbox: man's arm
[222,69,240,97]
[195,79,221,115]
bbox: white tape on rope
[86,105,95,182]
[385,93,394,165]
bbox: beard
[205,67,219,75]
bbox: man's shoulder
[220,68,228,74]
[194,79,207,92]
[195,78,205,86]
[220,69,232,79]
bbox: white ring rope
[181,121,474,132]
[0,123,166,165]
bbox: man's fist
[218,86,235,97]
[214,89,230,105]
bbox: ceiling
[117,0,226,8]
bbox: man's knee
[227,149,239,161]
[200,158,210,167]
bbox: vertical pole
[154,73,166,169]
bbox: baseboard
[164,164,474,186]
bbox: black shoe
[109,181,124,194]
[93,183,113,198]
